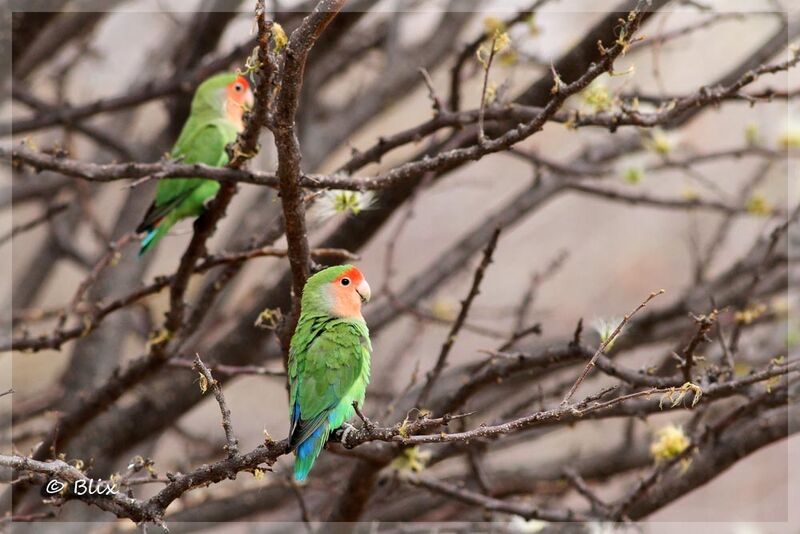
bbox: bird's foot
[338,422,358,448]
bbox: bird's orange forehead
[333,267,364,285]
[230,75,250,90]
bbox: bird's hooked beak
[356,279,371,303]
[243,89,255,112]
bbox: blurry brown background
[1,0,797,530]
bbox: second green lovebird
[288,265,373,481]
[136,73,254,255]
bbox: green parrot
[288,265,373,481]
[136,72,254,255]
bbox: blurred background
[1,0,797,530]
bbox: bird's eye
[341,278,350,286]
[234,83,243,92]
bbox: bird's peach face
[224,75,255,128]
[328,267,371,319]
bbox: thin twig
[403,471,588,522]
[448,0,551,111]
[193,354,239,458]
[711,297,735,373]
[478,35,498,142]
[63,232,136,327]
[681,311,717,382]
[496,323,542,353]
[418,67,444,113]
[2,35,260,137]
[561,289,665,405]
[5,241,352,353]
[566,182,755,215]
[0,202,69,246]
[511,249,569,334]
[728,212,796,356]
[564,467,612,516]
[416,228,501,408]
[170,359,285,377]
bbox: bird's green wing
[137,123,229,232]
[289,319,371,449]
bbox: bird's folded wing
[138,124,229,231]
[289,321,369,448]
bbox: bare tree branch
[193,353,239,458]
[272,0,346,348]
[416,227,501,408]
[561,289,665,404]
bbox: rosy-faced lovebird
[288,265,372,481]
[136,73,254,255]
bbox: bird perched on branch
[288,265,372,481]
[136,72,254,255]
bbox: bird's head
[301,265,371,319]
[192,73,255,129]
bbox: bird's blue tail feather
[138,228,159,256]
[294,426,326,482]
